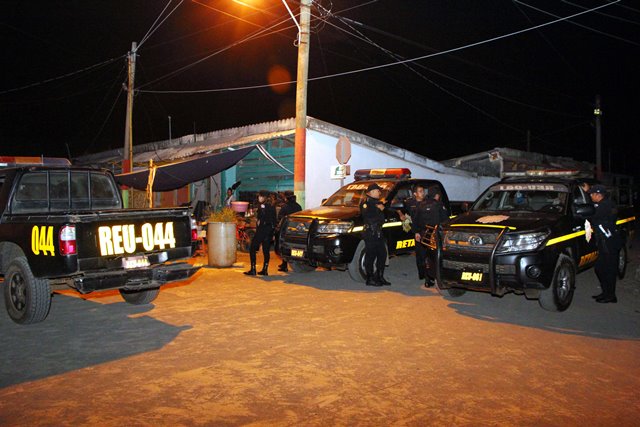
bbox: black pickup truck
[278,168,451,282]
[0,164,201,324]
[427,172,636,311]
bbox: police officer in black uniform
[245,190,277,276]
[415,186,449,287]
[588,184,621,303]
[277,191,302,272]
[360,183,390,286]
[402,184,427,281]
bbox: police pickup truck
[427,171,636,312]
[278,168,451,282]
[0,160,201,324]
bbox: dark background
[2,0,638,175]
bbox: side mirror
[461,202,470,213]
[574,203,595,217]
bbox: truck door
[385,183,416,254]
[572,185,598,269]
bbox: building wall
[304,130,498,208]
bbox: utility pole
[123,41,137,208]
[594,94,602,179]
[293,0,311,209]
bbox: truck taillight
[59,225,77,256]
[191,218,198,241]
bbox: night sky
[2,0,639,175]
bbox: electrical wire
[513,0,638,47]
[561,0,640,26]
[138,0,620,94]
[138,1,185,50]
[137,14,294,89]
[0,56,124,96]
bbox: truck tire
[434,279,466,297]
[617,246,627,279]
[119,288,160,305]
[348,241,368,282]
[4,257,51,324]
[289,261,316,273]
[539,254,575,312]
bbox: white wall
[305,130,498,209]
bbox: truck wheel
[539,255,575,312]
[348,241,368,282]
[617,246,627,279]
[4,257,51,324]
[434,279,466,297]
[119,288,160,305]
[289,261,316,273]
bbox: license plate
[122,255,150,269]
[461,271,483,282]
[291,249,304,257]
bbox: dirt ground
[1,244,639,426]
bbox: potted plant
[206,207,238,267]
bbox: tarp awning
[114,146,256,191]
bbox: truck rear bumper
[73,262,201,293]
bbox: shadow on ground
[0,292,191,388]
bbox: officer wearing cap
[587,184,622,303]
[360,183,391,286]
[245,190,277,276]
[276,191,302,272]
[414,185,449,287]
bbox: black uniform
[278,198,302,222]
[590,195,621,302]
[414,197,448,283]
[403,196,426,279]
[250,201,277,266]
[361,195,388,286]
[276,196,302,272]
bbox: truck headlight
[497,231,549,254]
[316,221,354,234]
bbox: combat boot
[366,273,382,287]
[258,263,269,276]
[277,262,288,272]
[376,269,391,286]
[244,263,257,276]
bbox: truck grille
[442,229,499,253]
[283,218,312,239]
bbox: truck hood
[289,206,360,221]
[449,210,560,232]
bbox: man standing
[244,190,277,276]
[415,186,449,287]
[277,191,302,272]
[588,184,621,303]
[360,183,390,286]
[402,184,427,282]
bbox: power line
[0,56,124,96]
[139,0,619,94]
[513,0,639,47]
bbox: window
[12,172,48,213]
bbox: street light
[234,0,311,208]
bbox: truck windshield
[472,183,569,213]
[323,182,391,207]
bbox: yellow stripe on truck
[545,230,585,247]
